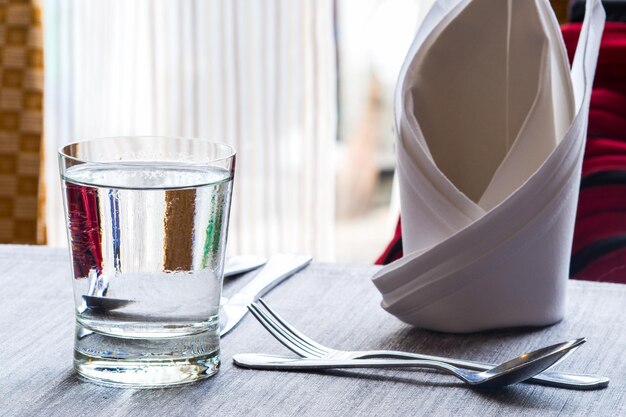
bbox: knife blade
[220,253,312,336]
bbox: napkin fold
[372,0,606,333]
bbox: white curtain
[44,0,337,259]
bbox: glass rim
[58,135,236,166]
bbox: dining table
[1,244,625,417]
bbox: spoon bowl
[464,337,585,388]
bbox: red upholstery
[566,22,626,282]
[377,22,626,284]
[375,218,402,265]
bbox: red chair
[377,22,626,284]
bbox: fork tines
[248,300,327,357]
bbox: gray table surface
[1,245,625,417]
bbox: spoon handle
[357,350,609,390]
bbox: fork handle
[356,350,608,390]
[233,353,476,385]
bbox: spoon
[224,255,267,278]
[233,338,585,389]
[82,255,268,311]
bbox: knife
[220,253,312,336]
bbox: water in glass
[62,162,232,387]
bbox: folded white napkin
[372,0,605,333]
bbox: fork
[248,299,609,390]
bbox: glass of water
[58,136,235,387]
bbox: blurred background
[0,0,584,264]
[334,0,436,262]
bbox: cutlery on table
[220,254,312,336]
[233,338,585,389]
[82,254,269,311]
[241,300,609,390]
[224,255,267,278]
[76,255,280,340]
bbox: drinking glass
[58,136,235,387]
